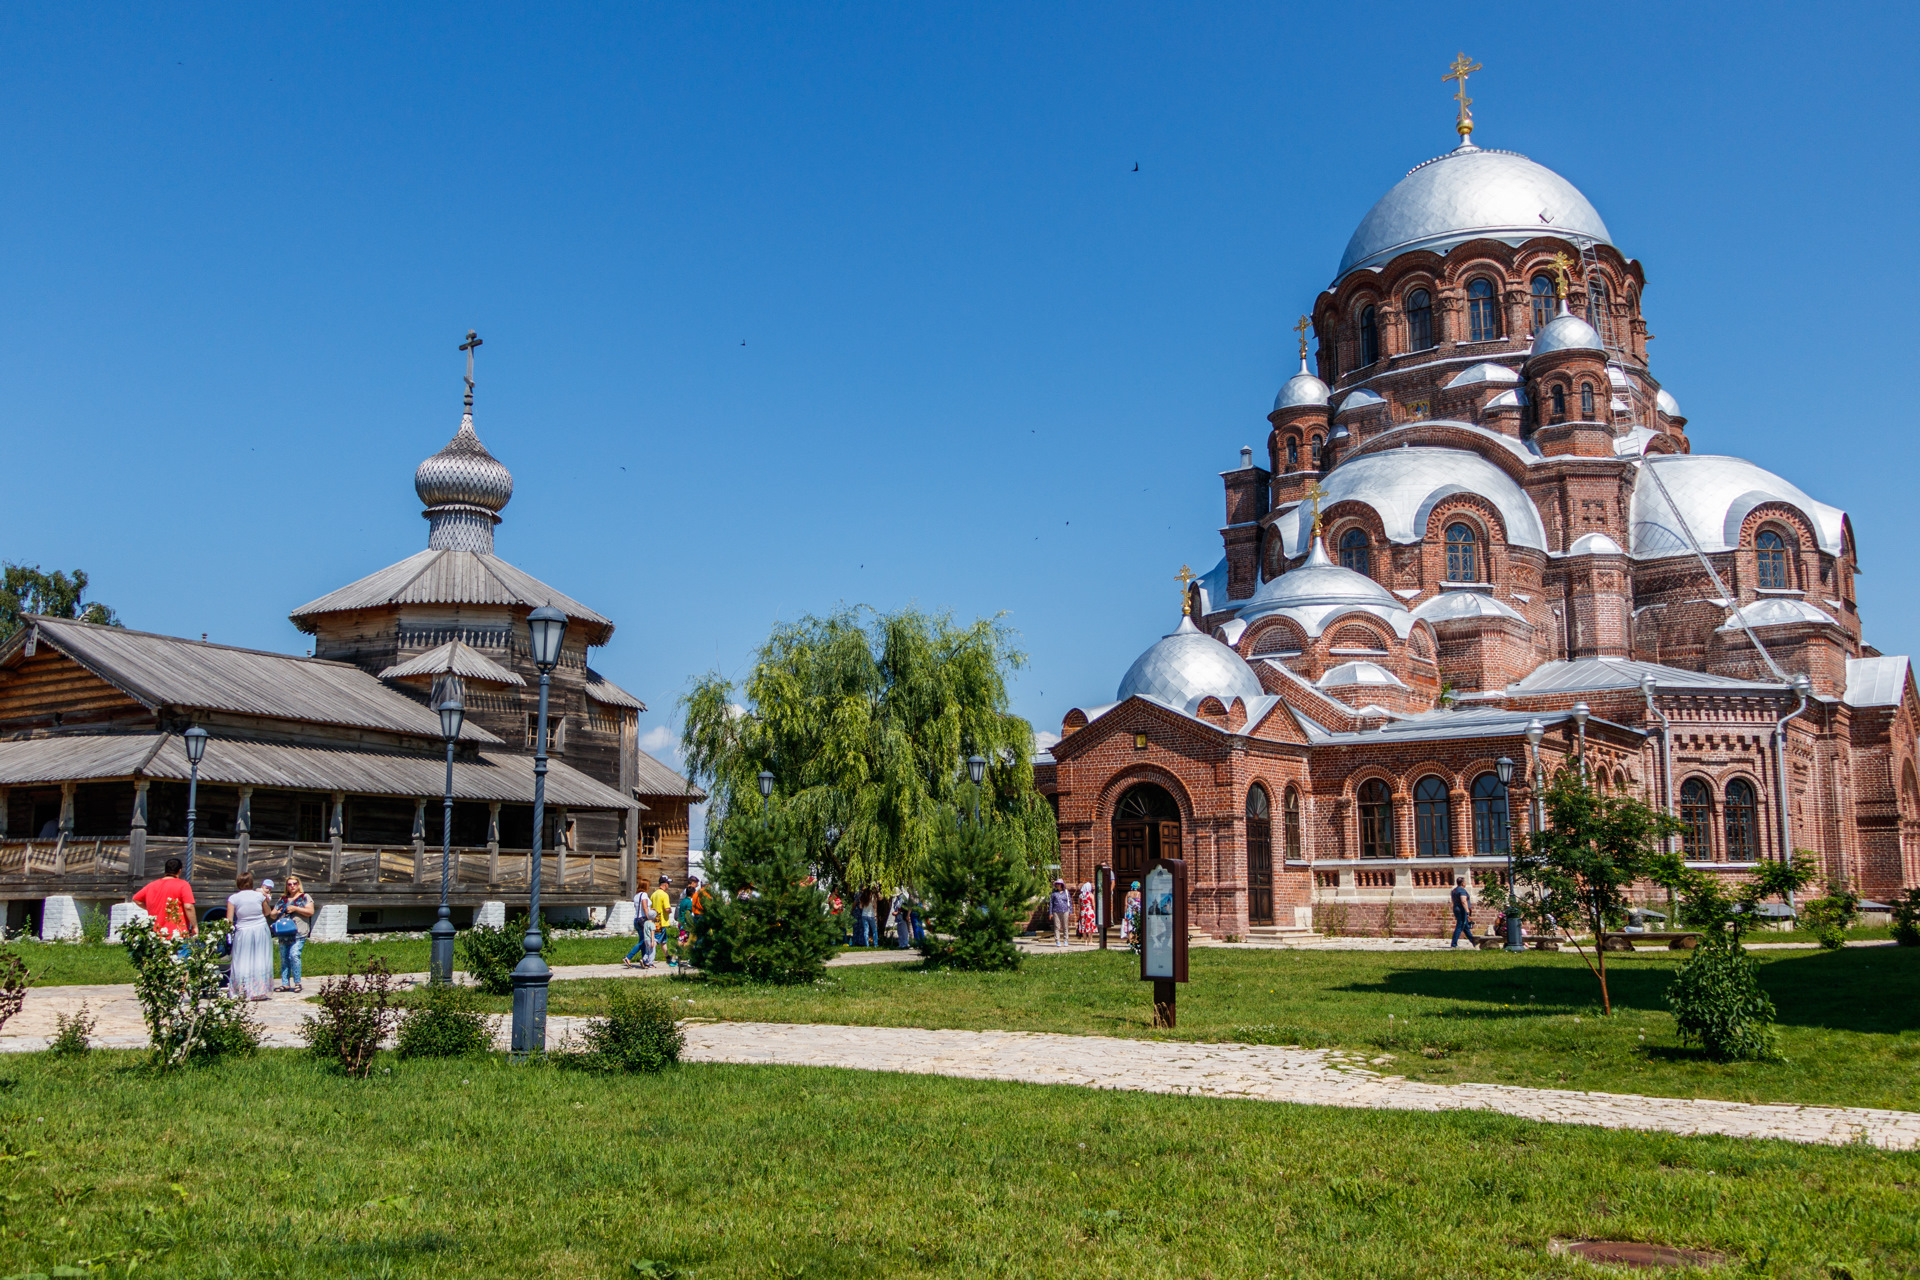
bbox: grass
[468,944,1920,1112]
[2,1050,1915,1279]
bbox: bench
[1603,931,1703,952]
[1474,934,1560,951]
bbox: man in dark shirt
[1449,879,1475,948]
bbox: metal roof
[631,748,706,800]
[584,667,647,712]
[1115,615,1265,713]
[1630,455,1846,560]
[288,548,614,646]
[0,732,635,809]
[1279,445,1548,555]
[1715,598,1838,632]
[1507,657,1786,696]
[379,639,525,686]
[10,618,502,744]
[1844,656,1911,708]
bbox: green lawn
[2,1051,1915,1279]
[493,944,1920,1112]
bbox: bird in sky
[1132,162,1139,172]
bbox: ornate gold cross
[1293,314,1312,361]
[1444,52,1481,138]
[1175,564,1198,614]
[1304,480,1329,538]
[1548,252,1575,301]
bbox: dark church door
[1246,784,1274,925]
[1112,783,1181,924]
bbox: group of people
[1045,877,1144,948]
[622,873,711,969]
[835,887,922,948]
[128,858,316,999]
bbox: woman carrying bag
[271,876,315,993]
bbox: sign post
[1095,864,1112,951]
[1139,857,1187,1028]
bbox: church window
[1724,779,1760,862]
[1467,277,1500,341]
[1310,434,1324,469]
[1414,776,1452,857]
[1406,289,1434,351]
[1359,306,1379,366]
[1756,529,1791,590]
[1587,277,1612,345]
[1339,528,1371,577]
[1531,275,1556,330]
[1471,772,1510,855]
[1284,787,1302,859]
[1550,385,1567,422]
[1358,779,1394,858]
[1679,779,1713,859]
[1286,437,1299,469]
[1580,382,1595,419]
[1445,522,1479,582]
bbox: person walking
[857,888,877,948]
[623,884,655,968]
[891,887,913,949]
[1449,878,1475,948]
[1048,878,1072,948]
[130,857,198,939]
[225,873,273,1001]
[1077,880,1096,940]
[1121,880,1142,947]
[650,876,674,966]
[270,875,314,991]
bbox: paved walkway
[7,946,1913,1152]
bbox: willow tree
[680,607,1055,890]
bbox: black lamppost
[1496,755,1523,952]
[183,725,208,880]
[430,678,465,985]
[966,755,986,825]
[511,605,568,1058]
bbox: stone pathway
[7,948,1914,1152]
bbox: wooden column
[328,792,345,883]
[129,780,147,877]
[555,806,569,889]
[619,827,633,898]
[486,802,501,884]
[235,786,253,878]
[411,798,428,883]
[53,781,75,875]
[0,786,9,838]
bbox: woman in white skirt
[226,873,274,1001]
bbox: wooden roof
[5,618,502,744]
[288,549,614,645]
[584,667,646,712]
[631,747,706,801]
[379,639,525,687]
[0,731,638,810]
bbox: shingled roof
[288,549,614,646]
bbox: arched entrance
[1112,782,1181,923]
[1246,785,1274,925]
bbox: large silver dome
[416,414,514,514]
[1336,143,1612,280]
[1116,615,1265,713]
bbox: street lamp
[512,605,568,1059]
[1571,701,1591,776]
[430,677,465,986]
[758,770,774,800]
[1495,755,1522,952]
[1524,717,1545,837]
[966,754,986,825]
[182,726,208,880]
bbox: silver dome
[1273,357,1330,411]
[1630,454,1847,558]
[1655,387,1682,418]
[1317,660,1406,689]
[1565,531,1625,556]
[1337,144,1613,280]
[1245,537,1404,614]
[1277,446,1549,554]
[416,413,514,514]
[1530,308,1604,357]
[1116,615,1265,713]
[1411,590,1526,623]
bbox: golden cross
[1293,315,1312,361]
[1175,564,1198,615]
[1304,480,1329,537]
[1444,52,1481,138]
[1547,252,1575,301]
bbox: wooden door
[1247,818,1273,924]
[1112,823,1147,922]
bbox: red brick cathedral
[1036,87,1920,938]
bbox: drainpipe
[1773,673,1811,905]
[1640,674,1674,853]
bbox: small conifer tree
[692,814,840,983]
[917,817,1036,971]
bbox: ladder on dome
[1575,235,1642,430]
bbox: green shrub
[1666,935,1781,1061]
[78,906,109,946]
[460,914,552,996]
[0,952,25,1033]
[1801,887,1860,950]
[301,958,396,1077]
[395,982,495,1058]
[917,818,1036,972]
[692,815,840,984]
[121,918,260,1068]
[1892,887,1920,947]
[564,984,685,1073]
[50,1003,94,1056]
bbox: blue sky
[5,2,1916,837]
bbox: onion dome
[1244,537,1404,616]
[1655,387,1682,418]
[1273,356,1331,412]
[416,410,514,553]
[1530,301,1604,357]
[1116,614,1264,713]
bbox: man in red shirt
[131,858,198,938]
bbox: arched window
[1550,385,1567,422]
[1587,277,1611,345]
[1286,437,1299,469]
[1531,274,1556,331]
[1725,779,1760,862]
[1467,277,1499,342]
[1580,382,1596,419]
[1310,434,1324,469]
[1679,779,1713,859]
[1358,779,1394,858]
[1756,528,1791,590]
[1284,787,1302,859]
[1414,776,1452,858]
[1445,522,1479,582]
[1359,306,1379,366]
[1246,784,1273,925]
[1339,528,1371,577]
[1405,289,1434,351]
[1471,772,1510,855]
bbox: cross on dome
[1293,315,1311,361]
[1175,564,1199,614]
[414,331,514,553]
[1444,52,1481,140]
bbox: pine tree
[692,815,840,984]
[917,817,1036,971]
